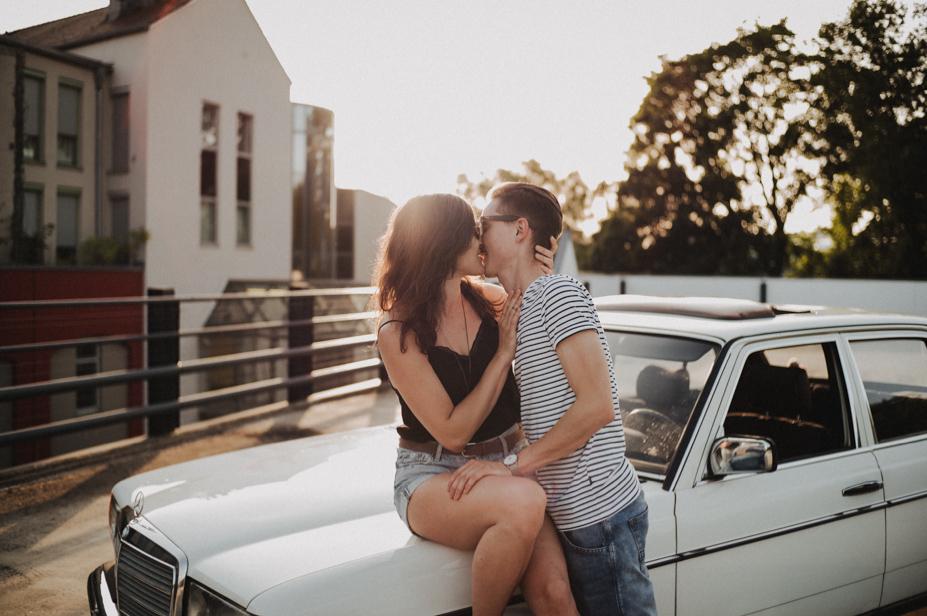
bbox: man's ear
[513,218,531,244]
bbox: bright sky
[6,0,867,234]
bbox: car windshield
[606,330,720,477]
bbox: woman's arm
[377,290,522,452]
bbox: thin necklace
[439,293,472,390]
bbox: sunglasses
[478,215,537,238]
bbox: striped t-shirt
[515,275,640,531]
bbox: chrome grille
[116,541,176,616]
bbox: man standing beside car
[449,182,658,616]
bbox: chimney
[107,0,159,21]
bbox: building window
[236,113,252,245]
[57,82,81,167]
[111,194,129,242]
[15,185,46,264]
[75,343,99,415]
[23,73,44,162]
[22,187,43,238]
[111,92,129,173]
[56,191,79,264]
[201,103,219,244]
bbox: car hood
[114,426,439,609]
[113,425,675,615]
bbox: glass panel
[850,338,927,441]
[22,190,41,237]
[237,113,252,153]
[236,205,250,245]
[23,76,42,160]
[236,157,251,202]
[201,103,218,148]
[76,343,97,359]
[606,331,720,475]
[56,193,78,247]
[200,150,217,197]
[58,84,80,134]
[57,136,77,165]
[58,84,80,165]
[111,196,129,242]
[725,343,849,462]
[200,200,216,244]
[112,93,129,172]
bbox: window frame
[236,112,253,246]
[21,183,44,239]
[200,102,220,245]
[75,343,100,415]
[22,70,46,164]
[110,193,130,242]
[845,332,927,444]
[57,79,82,168]
[111,89,130,173]
[56,188,81,264]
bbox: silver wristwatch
[503,453,522,477]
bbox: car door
[846,334,927,609]
[673,337,885,616]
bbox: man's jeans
[557,492,658,616]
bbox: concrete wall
[352,190,395,284]
[579,273,927,317]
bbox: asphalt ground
[0,385,924,616]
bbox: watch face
[504,453,517,465]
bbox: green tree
[590,22,818,275]
[808,0,927,279]
[457,159,610,239]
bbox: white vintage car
[88,296,927,616]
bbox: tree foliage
[804,0,927,279]
[588,22,819,275]
[461,1,927,280]
[457,159,609,237]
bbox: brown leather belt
[399,424,525,458]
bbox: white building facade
[11,0,293,303]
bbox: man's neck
[498,260,546,296]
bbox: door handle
[842,481,883,497]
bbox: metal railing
[0,286,382,460]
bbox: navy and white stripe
[515,275,640,531]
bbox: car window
[849,338,927,442]
[724,343,851,462]
[607,331,719,476]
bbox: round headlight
[186,582,250,616]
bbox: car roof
[594,294,927,343]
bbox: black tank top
[388,316,520,443]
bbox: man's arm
[515,329,615,476]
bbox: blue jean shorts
[558,491,657,616]
[393,434,528,534]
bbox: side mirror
[709,436,778,478]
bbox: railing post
[147,287,179,436]
[288,283,314,403]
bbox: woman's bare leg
[408,473,546,616]
[520,514,579,615]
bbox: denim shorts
[557,491,657,616]
[393,435,528,534]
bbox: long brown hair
[373,194,498,353]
